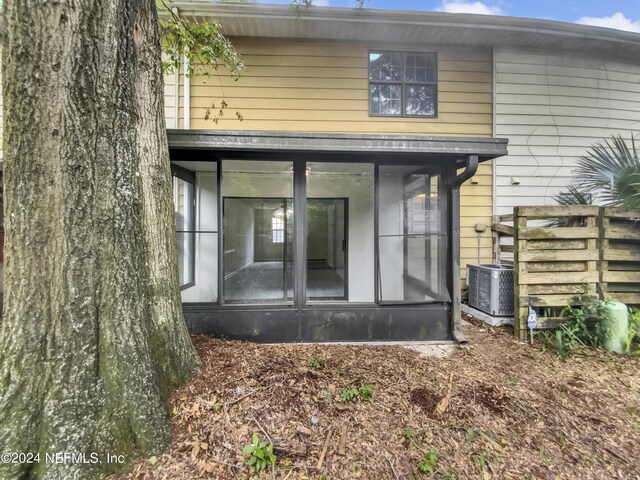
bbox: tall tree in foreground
[0,0,200,477]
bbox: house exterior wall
[1,44,3,163]
[165,38,496,282]
[164,58,179,129]
[494,47,640,216]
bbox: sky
[259,0,640,33]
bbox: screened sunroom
[169,130,506,342]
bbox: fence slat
[602,271,640,283]
[517,206,599,218]
[535,317,566,329]
[526,262,586,273]
[528,284,586,295]
[603,207,640,218]
[526,240,587,250]
[521,227,599,240]
[611,293,640,303]
[519,250,598,262]
[520,271,599,285]
[603,247,640,262]
[492,224,514,236]
[521,294,597,307]
[604,225,640,240]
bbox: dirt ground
[121,315,640,480]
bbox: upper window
[369,51,437,117]
[272,208,285,244]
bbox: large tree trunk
[0,1,200,478]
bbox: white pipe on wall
[183,54,190,130]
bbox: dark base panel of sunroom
[183,304,450,343]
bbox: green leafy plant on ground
[402,427,418,439]
[339,384,374,402]
[441,470,458,480]
[242,433,276,475]
[417,447,438,474]
[306,357,328,369]
[538,306,601,359]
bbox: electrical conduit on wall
[183,53,190,130]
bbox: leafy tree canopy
[157,0,245,78]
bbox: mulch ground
[121,314,640,479]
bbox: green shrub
[538,297,640,358]
[538,298,610,358]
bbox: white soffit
[169,3,640,60]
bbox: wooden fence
[492,206,640,341]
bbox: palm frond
[552,186,593,206]
[573,134,640,208]
[550,186,593,226]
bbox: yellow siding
[460,162,494,286]
[170,39,494,287]
[0,45,3,163]
[181,39,493,136]
[162,54,179,129]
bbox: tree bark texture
[0,1,200,478]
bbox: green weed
[242,433,276,475]
[306,357,328,369]
[339,384,374,402]
[538,296,613,358]
[402,427,418,439]
[417,447,438,474]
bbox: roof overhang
[167,3,640,60]
[167,130,508,167]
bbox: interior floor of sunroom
[224,261,345,302]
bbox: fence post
[512,206,528,341]
[598,208,608,300]
[492,215,500,264]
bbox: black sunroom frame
[168,130,507,343]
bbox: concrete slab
[402,343,456,358]
[296,340,457,358]
[462,303,514,327]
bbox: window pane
[424,69,436,83]
[369,84,381,114]
[387,84,402,114]
[307,162,374,302]
[370,83,401,115]
[222,161,294,304]
[369,52,402,82]
[172,161,219,303]
[405,66,416,82]
[272,208,285,244]
[404,54,436,83]
[426,55,436,69]
[405,84,436,116]
[378,165,448,302]
[173,177,194,287]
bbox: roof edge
[168,2,640,49]
[167,129,509,161]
